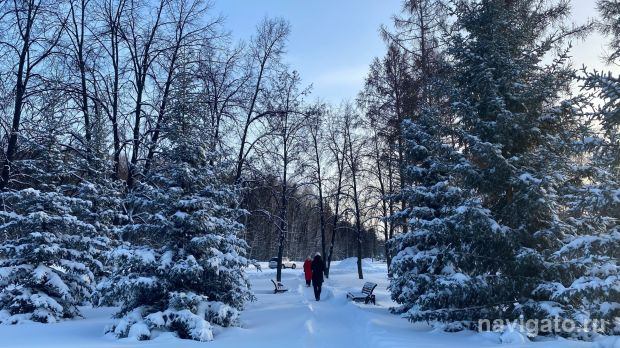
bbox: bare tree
[0,0,68,190]
[367,124,395,269]
[197,42,246,163]
[308,103,328,274]
[143,0,218,175]
[92,0,128,178]
[234,17,289,183]
[381,0,445,104]
[65,0,94,162]
[120,0,166,188]
[358,44,415,236]
[324,105,347,278]
[342,103,366,279]
[360,45,413,234]
[257,69,310,282]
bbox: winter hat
[315,252,321,257]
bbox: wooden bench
[347,282,377,304]
[271,279,288,294]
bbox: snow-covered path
[217,261,455,348]
[0,259,618,348]
[211,261,413,348]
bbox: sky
[212,0,620,104]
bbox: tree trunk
[1,10,32,190]
[125,0,164,189]
[386,145,396,266]
[143,43,180,175]
[276,117,288,282]
[326,134,346,278]
[105,0,125,179]
[311,126,327,276]
[73,0,91,159]
[1,68,26,190]
[111,28,121,178]
[235,58,266,183]
[346,123,363,280]
[373,131,392,271]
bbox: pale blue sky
[212,0,619,104]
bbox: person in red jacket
[303,256,312,287]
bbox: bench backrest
[271,279,286,290]
[361,282,377,295]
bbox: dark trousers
[306,279,311,286]
[312,282,322,301]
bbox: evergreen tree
[389,0,619,336]
[546,0,620,334]
[98,74,254,341]
[389,106,514,328]
[0,95,112,324]
[543,160,620,335]
[445,0,598,335]
[0,189,105,324]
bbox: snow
[127,321,150,341]
[160,309,214,341]
[500,329,529,344]
[109,247,157,265]
[518,172,542,185]
[0,259,618,348]
[328,257,377,272]
[32,265,71,297]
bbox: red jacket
[303,259,312,280]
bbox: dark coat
[303,259,312,281]
[311,255,324,284]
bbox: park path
[211,262,481,348]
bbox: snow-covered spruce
[389,117,514,328]
[98,141,254,341]
[546,0,620,334]
[389,0,620,338]
[579,45,620,336]
[538,160,620,335]
[0,189,106,324]
[75,180,126,241]
[443,0,614,337]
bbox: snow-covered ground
[1,259,618,348]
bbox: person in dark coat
[311,253,325,301]
[303,256,313,287]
